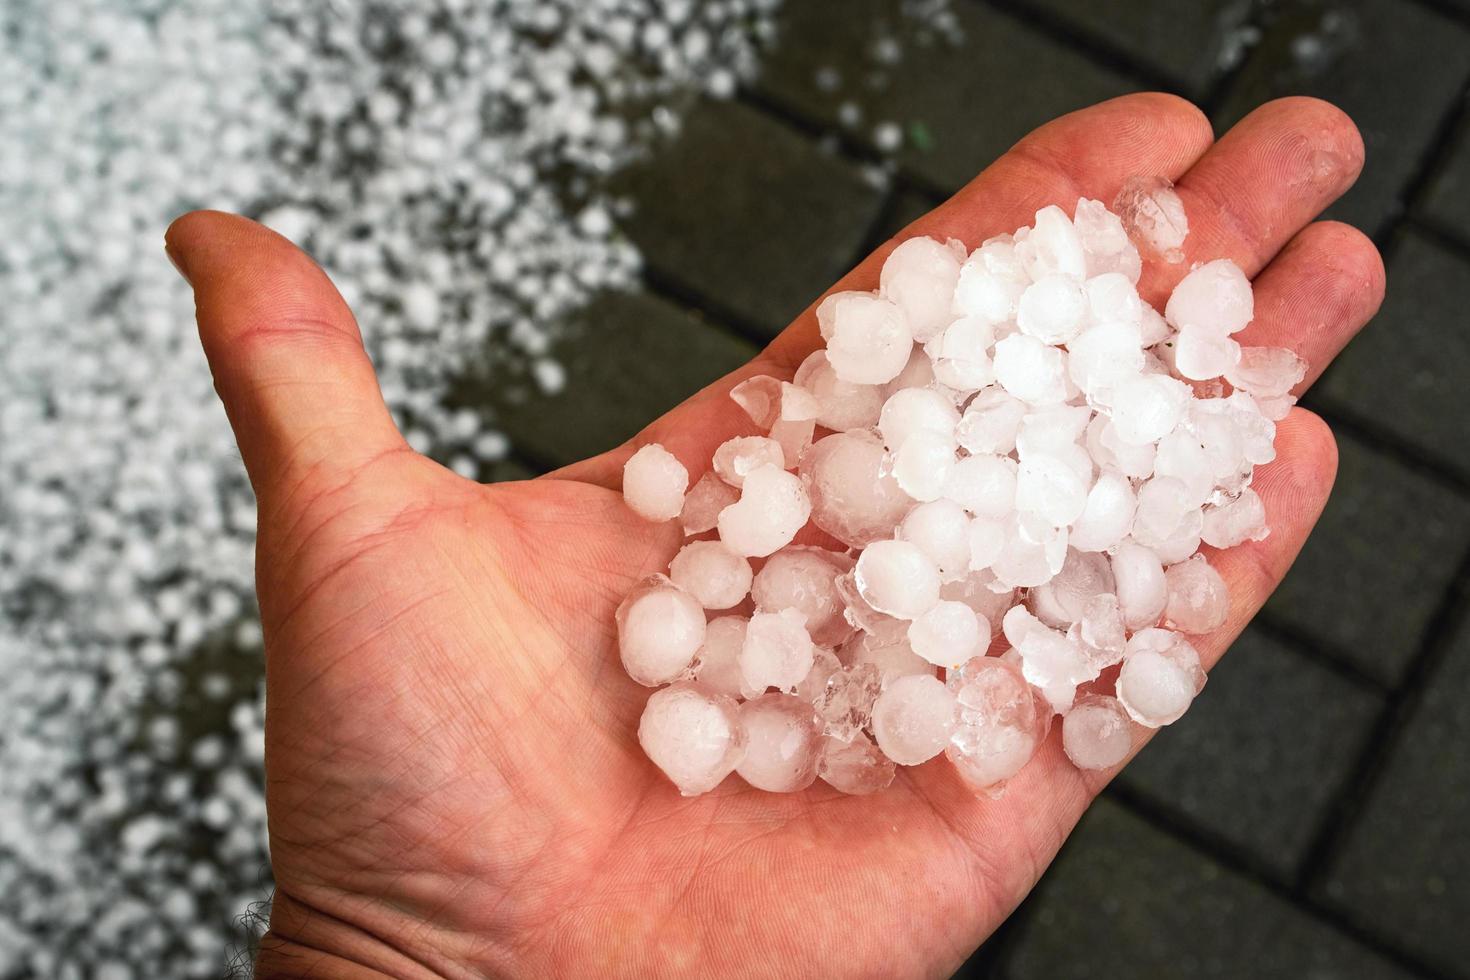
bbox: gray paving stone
[1318,230,1470,476]
[1118,626,1382,878]
[462,289,756,467]
[1018,0,1254,98]
[1005,799,1413,979]
[612,98,883,338]
[1420,109,1470,233]
[1216,0,1470,236]
[758,0,1134,193]
[1322,614,1470,978]
[1265,432,1470,684]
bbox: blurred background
[2,0,1468,977]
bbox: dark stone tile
[613,98,883,338]
[874,184,945,243]
[1118,627,1382,878]
[1321,615,1470,978]
[1019,0,1256,98]
[758,0,1135,193]
[1265,432,1470,684]
[1420,109,1470,233]
[1216,0,1470,236]
[1005,800,1413,979]
[460,289,756,467]
[1317,230,1470,475]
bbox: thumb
[165,210,407,507]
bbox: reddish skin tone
[166,94,1384,979]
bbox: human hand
[166,92,1383,979]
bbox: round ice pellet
[1062,695,1133,770]
[907,599,983,668]
[717,465,811,558]
[1116,628,1206,727]
[668,540,753,610]
[854,539,941,620]
[751,546,852,646]
[870,673,957,765]
[694,616,749,699]
[740,608,815,694]
[638,682,747,796]
[736,694,823,792]
[622,443,688,521]
[818,732,896,795]
[617,577,707,687]
[815,291,913,385]
[1163,554,1229,634]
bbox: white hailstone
[930,315,996,390]
[1226,346,1307,398]
[870,673,958,765]
[712,435,787,488]
[680,471,740,535]
[993,334,1068,404]
[1061,695,1133,770]
[1149,510,1206,566]
[751,546,854,646]
[1224,391,1279,465]
[730,375,821,429]
[840,626,936,685]
[1068,321,1146,397]
[1018,274,1087,345]
[800,430,913,548]
[944,454,1017,518]
[946,655,1044,796]
[811,662,884,742]
[818,732,896,795]
[1166,258,1253,335]
[617,576,707,687]
[717,465,811,558]
[1153,431,1216,508]
[889,430,957,502]
[1031,550,1115,628]
[990,515,1069,590]
[1015,454,1089,527]
[1002,605,1096,713]
[1073,197,1143,281]
[793,350,884,431]
[1018,402,1088,457]
[953,241,1027,324]
[622,443,688,521]
[1070,469,1137,552]
[1174,329,1242,381]
[1111,541,1168,631]
[638,682,747,796]
[1113,175,1189,262]
[854,539,941,620]
[668,540,753,610]
[1109,373,1191,445]
[1085,272,1144,326]
[879,236,966,342]
[968,516,1008,572]
[900,499,973,582]
[1093,416,1158,478]
[1017,205,1087,280]
[736,694,823,792]
[1201,488,1269,548]
[740,609,816,695]
[1138,304,1172,347]
[1163,554,1230,634]
[815,291,914,384]
[1133,476,1196,543]
[878,386,961,449]
[694,616,749,699]
[907,600,984,668]
[1116,628,1207,727]
[1072,592,1128,668]
[956,387,1027,454]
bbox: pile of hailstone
[620,191,1305,797]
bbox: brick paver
[1321,613,1470,978]
[1419,109,1470,234]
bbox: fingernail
[164,240,192,287]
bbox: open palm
[168,93,1383,979]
